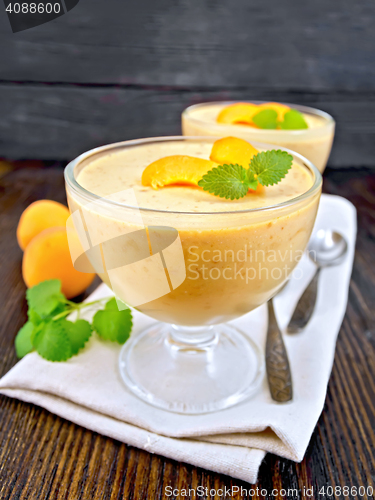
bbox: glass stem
[169,325,217,349]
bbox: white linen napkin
[0,194,356,484]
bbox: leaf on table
[63,319,93,355]
[15,321,34,358]
[32,320,72,362]
[93,298,133,344]
[26,279,65,318]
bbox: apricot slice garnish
[210,137,263,193]
[258,102,290,121]
[217,102,291,126]
[142,155,217,189]
[17,200,70,250]
[22,227,95,299]
[210,137,259,168]
[216,103,259,125]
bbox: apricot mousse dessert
[65,136,323,413]
[182,101,335,173]
[67,137,322,326]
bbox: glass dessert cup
[64,137,322,414]
[182,101,335,174]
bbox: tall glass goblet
[182,101,335,173]
[65,137,322,414]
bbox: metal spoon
[287,229,348,334]
[266,299,293,402]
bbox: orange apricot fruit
[17,200,70,250]
[22,227,95,299]
[210,137,259,168]
[210,137,263,193]
[142,155,217,189]
[216,103,259,125]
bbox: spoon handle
[287,267,321,334]
[266,300,293,402]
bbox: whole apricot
[17,200,70,250]
[22,227,95,298]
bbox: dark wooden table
[0,166,374,500]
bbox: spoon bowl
[287,229,348,334]
[308,229,348,267]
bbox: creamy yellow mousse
[69,138,321,326]
[77,140,311,212]
[182,102,335,173]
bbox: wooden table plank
[0,166,374,500]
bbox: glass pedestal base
[119,323,264,414]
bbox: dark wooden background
[1,0,375,165]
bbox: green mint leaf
[249,150,293,186]
[198,164,250,200]
[252,109,278,129]
[28,308,42,326]
[104,297,122,311]
[63,319,93,355]
[17,280,133,362]
[15,322,34,358]
[279,109,308,130]
[32,321,72,362]
[28,301,66,326]
[246,170,259,191]
[26,280,65,318]
[93,298,133,344]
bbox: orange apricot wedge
[216,102,259,125]
[210,137,263,193]
[142,155,218,189]
[209,137,259,168]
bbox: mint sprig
[252,108,308,130]
[32,320,72,362]
[93,298,132,344]
[279,109,308,130]
[15,279,133,361]
[252,109,278,129]
[195,163,249,200]
[26,280,65,318]
[65,319,93,355]
[198,150,293,200]
[15,322,34,359]
[251,150,294,186]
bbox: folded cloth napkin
[0,194,356,484]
